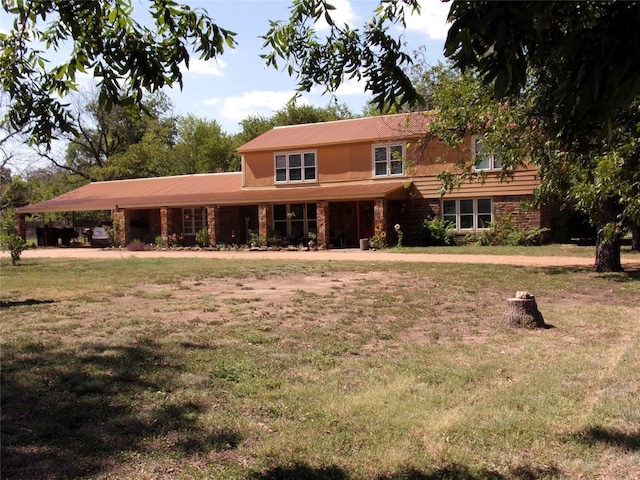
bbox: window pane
[477,199,492,214]
[289,168,302,181]
[473,138,483,155]
[274,204,287,221]
[304,167,316,180]
[304,153,315,166]
[460,214,474,229]
[390,145,403,160]
[306,203,317,220]
[275,155,286,168]
[290,204,304,219]
[460,199,474,214]
[275,169,287,182]
[289,154,301,167]
[476,156,490,170]
[374,147,387,162]
[375,162,387,176]
[478,214,492,228]
[442,200,457,215]
[390,160,403,175]
[493,155,503,169]
[273,221,287,237]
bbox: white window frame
[472,136,502,171]
[274,151,317,183]
[373,143,405,177]
[441,198,493,231]
[183,207,206,236]
[272,203,318,238]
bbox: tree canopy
[1,0,235,146]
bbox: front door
[358,201,375,239]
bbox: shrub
[195,227,210,247]
[0,211,29,265]
[422,217,456,246]
[478,214,550,246]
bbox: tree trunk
[631,223,640,251]
[594,198,623,272]
[502,293,546,329]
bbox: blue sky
[145,0,450,133]
[1,0,450,170]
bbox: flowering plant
[369,224,387,249]
[394,223,403,247]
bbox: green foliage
[173,115,240,174]
[394,223,403,248]
[261,0,424,112]
[195,228,210,247]
[475,215,549,247]
[154,235,166,248]
[105,219,122,248]
[247,230,265,247]
[1,0,236,146]
[421,217,456,246]
[446,2,640,142]
[369,224,387,249]
[0,210,29,265]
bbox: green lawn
[1,257,639,479]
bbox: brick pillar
[259,204,272,241]
[374,198,387,244]
[317,200,329,248]
[112,208,127,246]
[206,206,217,246]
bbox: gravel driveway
[13,246,640,269]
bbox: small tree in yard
[0,210,29,265]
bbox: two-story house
[15,112,554,247]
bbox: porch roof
[16,172,408,214]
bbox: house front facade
[16,112,558,247]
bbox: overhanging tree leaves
[444,1,640,272]
[0,0,236,146]
[261,0,424,112]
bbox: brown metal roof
[237,112,433,152]
[16,172,408,214]
[16,172,243,213]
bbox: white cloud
[207,90,301,121]
[182,57,227,77]
[315,0,360,31]
[405,1,451,40]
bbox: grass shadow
[252,463,561,480]
[573,426,640,451]
[0,340,242,479]
[0,299,56,308]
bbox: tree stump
[501,291,546,329]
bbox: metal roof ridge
[88,171,242,184]
[269,111,433,131]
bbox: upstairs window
[275,152,317,183]
[472,136,502,171]
[374,144,404,177]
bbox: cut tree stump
[501,291,546,329]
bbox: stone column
[374,198,387,244]
[160,207,169,242]
[258,204,272,241]
[317,200,329,248]
[112,208,127,246]
[206,206,217,246]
